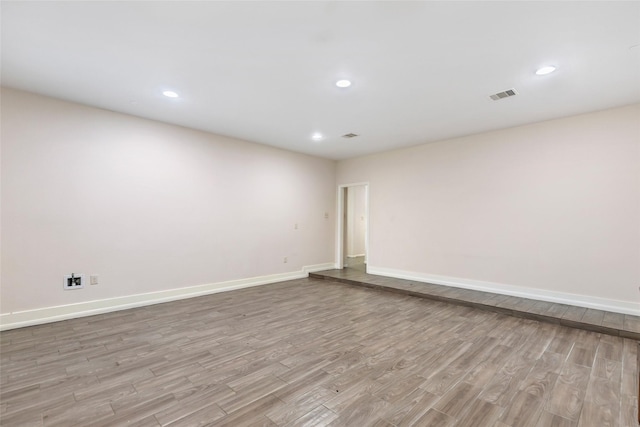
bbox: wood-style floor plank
[0,278,637,426]
[310,269,640,341]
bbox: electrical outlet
[283,257,288,263]
[90,275,99,285]
[64,274,84,290]
[324,212,329,219]
[294,223,298,230]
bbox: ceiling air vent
[342,133,359,138]
[489,88,518,101]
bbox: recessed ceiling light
[311,133,324,141]
[335,80,351,88]
[162,90,179,98]
[535,66,556,76]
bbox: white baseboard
[366,266,640,316]
[347,254,365,258]
[0,263,334,331]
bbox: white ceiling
[2,1,639,160]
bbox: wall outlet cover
[64,274,85,290]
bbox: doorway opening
[337,183,369,271]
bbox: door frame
[335,183,369,269]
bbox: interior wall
[1,88,336,315]
[346,185,366,257]
[337,104,640,310]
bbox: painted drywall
[1,88,336,319]
[337,104,640,311]
[346,185,366,257]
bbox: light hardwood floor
[1,278,637,426]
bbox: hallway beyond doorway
[344,255,366,272]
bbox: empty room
[1,1,639,426]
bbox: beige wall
[2,87,638,322]
[337,104,640,310]
[1,88,336,315]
